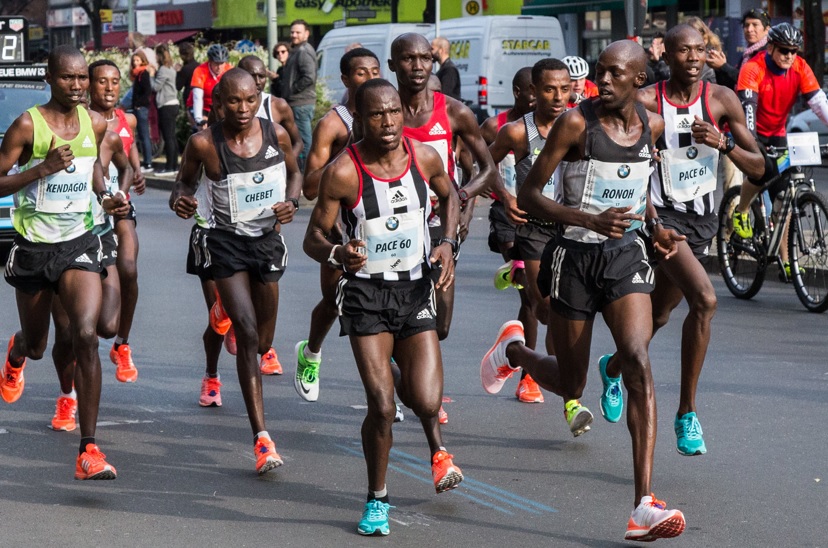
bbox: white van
[316,23,435,102]
[438,15,566,119]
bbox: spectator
[131,50,155,173]
[280,19,317,168]
[176,42,199,122]
[190,44,232,130]
[706,8,770,90]
[154,44,179,176]
[647,32,670,84]
[130,32,158,70]
[431,36,461,100]
[270,41,290,97]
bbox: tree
[803,0,824,83]
[78,0,107,52]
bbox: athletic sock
[304,345,322,362]
[61,389,77,400]
[206,373,219,379]
[80,437,95,454]
[367,486,388,503]
[255,431,271,442]
[114,336,128,349]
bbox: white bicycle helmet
[562,56,589,80]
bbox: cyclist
[562,56,597,108]
[189,44,233,131]
[731,23,828,277]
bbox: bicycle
[716,137,828,313]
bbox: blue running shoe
[598,354,623,423]
[674,412,707,456]
[357,499,393,536]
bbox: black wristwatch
[97,190,113,205]
[438,236,459,255]
[646,217,663,232]
[287,197,299,210]
[723,135,736,154]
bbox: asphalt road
[1,188,826,547]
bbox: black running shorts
[488,200,516,253]
[514,222,557,262]
[185,225,212,282]
[337,276,436,339]
[99,228,118,268]
[654,208,717,260]
[4,231,104,294]
[205,228,287,283]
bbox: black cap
[742,8,770,28]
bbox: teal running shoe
[597,354,623,423]
[357,499,393,536]
[674,412,707,456]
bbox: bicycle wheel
[716,185,767,299]
[788,190,828,312]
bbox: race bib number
[787,132,821,166]
[582,159,649,232]
[660,144,718,202]
[35,156,95,214]
[227,164,285,224]
[359,209,425,275]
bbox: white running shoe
[625,494,686,542]
[480,321,525,394]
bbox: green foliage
[314,80,334,127]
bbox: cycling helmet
[562,56,589,80]
[207,44,229,63]
[767,22,803,49]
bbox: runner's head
[512,67,535,115]
[88,59,121,111]
[216,68,260,131]
[742,8,770,46]
[339,47,381,92]
[663,24,706,85]
[767,22,802,70]
[389,33,433,93]
[562,56,589,96]
[354,79,403,152]
[46,45,89,109]
[594,40,648,109]
[238,55,269,94]
[531,58,570,121]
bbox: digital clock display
[0,17,28,64]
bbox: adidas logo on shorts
[631,272,645,284]
[265,146,279,159]
[638,145,651,158]
[416,308,433,320]
[74,253,93,264]
[428,122,447,136]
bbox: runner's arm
[272,122,302,225]
[169,135,206,218]
[709,87,764,179]
[303,113,343,200]
[0,113,63,196]
[125,113,146,195]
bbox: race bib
[582,159,649,232]
[35,156,95,214]
[787,132,821,166]
[500,153,517,197]
[660,144,718,202]
[423,140,450,174]
[227,164,285,224]
[528,147,558,200]
[358,209,425,275]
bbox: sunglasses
[776,47,798,56]
[277,50,288,55]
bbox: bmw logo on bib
[253,172,264,184]
[66,163,76,174]
[385,216,399,231]
[686,146,698,159]
[617,164,630,178]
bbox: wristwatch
[723,135,736,154]
[646,217,663,232]
[97,190,113,205]
[438,236,459,255]
[327,245,342,267]
[457,188,469,203]
[287,197,299,210]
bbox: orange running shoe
[516,374,544,403]
[625,494,686,541]
[50,396,78,431]
[199,375,222,407]
[432,450,463,493]
[223,326,237,355]
[110,344,138,383]
[75,443,117,480]
[254,437,283,475]
[1,335,26,403]
[210,292,232,335]
[259,348,282,375]
[438,405,448,425]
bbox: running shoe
[110,344,138,383]
[597,354,623,423]
[625,494,686,541]
[674,411,707,456]
[564,399,593,437]
[254,437,283,475]
[209,293,231,335]
[493,261,524,290]
[438,405,448,424]
[1,335,26,403]
[223,326,237,355]
[432,450,463,493]
[394,403,404,423]
[294,340,320,401]
[357,499,393,536]
[516,374,544,403]
[260,348,283,375]
[199,375,222,407]
[731,210,753,239]
[480,320,525,394]
[49,395,78,431]
[75,443,117,480]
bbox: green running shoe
[564,399,593,437]
[357,499,393,536]
[597,354,623,423]
[674,412,707,456]
[782,262,805,282]
[731,211,753,239]
[294,340,320,402]
[493,261,524,290]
